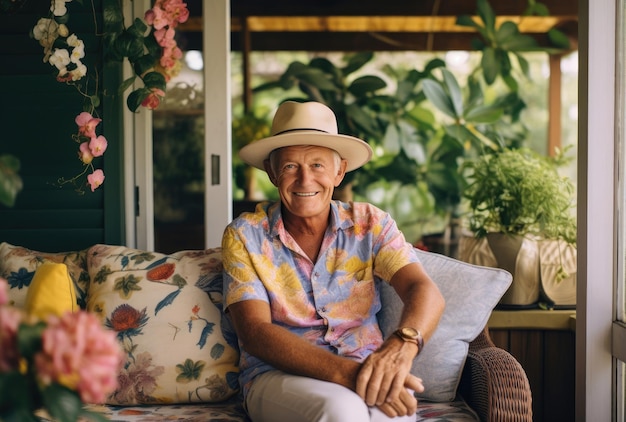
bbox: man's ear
[334,159,348,187]
[263,159,278,186]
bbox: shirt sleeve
[371,210,420,282]
[221,224,270,309]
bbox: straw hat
[239,101,373,172]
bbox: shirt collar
[267,200,354,239]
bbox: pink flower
[78,142,93,164]
[75,112,101,138]
[87,169,105,192]
[34,311,124,404]
[141,88,165,110]
[0,306,23,372]
[89,135,108,157]
[0,278,8,306]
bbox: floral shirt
[221,200,419,397]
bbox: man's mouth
[293,192,317,197]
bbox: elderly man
[222,101,445,422]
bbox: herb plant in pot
[459,148,577,308]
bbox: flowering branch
[29,0,189,193]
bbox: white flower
[67,34,80,47]
[70,44,85,63]
[49,48,71,70]
[58,24,69,37]
[51,0,72,17]
[70,62,87,80]
[32,18,59,47]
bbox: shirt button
[319,307,327,313]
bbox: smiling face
[264,145,347,224]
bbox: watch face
[401,327,419,338]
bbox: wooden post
[548,54,562,157]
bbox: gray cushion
[377,248,512,402]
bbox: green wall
[0,0,124,252]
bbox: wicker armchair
[458,326,533,422]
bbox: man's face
[265,145,347,220]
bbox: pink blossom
[0,306,23,372]
[78,142,93,164]
[89,135,108,157]
[141,88,165,110]
[145,7,168,31]
[34,311,124,404]
[0,278,8,306]
[75,112,101,138]
[153,27,176,48]
[87,169,105,192]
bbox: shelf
[488,309,576,331]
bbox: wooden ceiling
[179,0,578,52]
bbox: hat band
[273,127,330,136]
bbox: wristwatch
[394,327,424,355]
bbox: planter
[459,234,576,308]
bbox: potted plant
[459,147,577,308]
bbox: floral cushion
[0,242,89,309]
[79,398,477,421]
[85,244,240,405]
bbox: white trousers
[245,370,416,422]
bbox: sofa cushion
[377,248,512,402]
[25,262,78,319]
[85,244,239,405]
[0,242,89,309]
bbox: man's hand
[355,338,424,416]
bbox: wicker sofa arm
[458,327,532,422]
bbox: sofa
[0,241,532,421]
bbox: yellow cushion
[25,262,77,319]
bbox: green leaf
[548,28,571,49]
[477,0,496,33]
[142,71,167,91]
[118,76,137,94]
[532,3,550,16]
[455,15,480,29]
[495,21,520,44]
[500,33,538,51]
[345,103,379,138]
[348,75,387,97]
[133,54,158,78]
[127,88,149,112]
[295,68,338,91]
[342,51,374,75]
[17,322,45,359]
[103,0,124,32]
[407,105,436,127]
[0,154,23,207]
[502,74,519,92]
[128,17,149,37]
[481,47,499,85]
[422,79,457,119]
[442,68,463,118]
[42,383,83,422]
[464,105,504,123]
[114,31,145,62]
[382,124,401,154]
[515,53,531,78]
[0,371,39,418]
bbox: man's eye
[312,163,323,168]
[283,164,296,170]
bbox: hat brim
[239,131,373,172]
